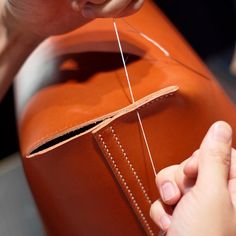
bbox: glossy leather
[15,1,236,235]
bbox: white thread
[136,112,157,176]
[121,19,209,80]
[121,19,170,57]
[99,135,154,236]
[113,19,157,176]
[113,19,135,103]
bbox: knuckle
[208,147,231,167]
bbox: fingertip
[134,0,144,10]
[129,0,144,12]
[211,121,232,144]
[159,214,171,232]
[160,181,181,205]
[71,0,86,12]
[150,201,157,219]
[150,200,171,232]
[116,0,144,17]
[156,166,181,205]
[183,151,199,178]
[197,121,233,189]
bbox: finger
[229,148,236,179]
[81,0,132,18]
[71,0,86,11]
[156,161,195,205]
[150,200,171,232]
[230,46,236,76]
[183,150,199,178]
[228,149,236,207]
[87,0,106,4]
[156,165,182,205]
[71,0,106,11]
[116,0,144,17]
[156,159,196,205]
[197,121,233,190]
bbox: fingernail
[161,182,176,202]
[160,214,171,231]
[82,7,95,19]
[71,1,80,11]
[212,122,232,143]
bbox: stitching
[110,126,152,205]
[138,93,174,110]
[28,92,175,153]
[98,134,154,236]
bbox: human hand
[0,0,143,101]
[150,121,236,236]
[230,46,236,76]
[2,0,144,41]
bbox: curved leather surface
[15,1,236,235]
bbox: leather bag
[15,1,236,235]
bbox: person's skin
[150,121,236,236]
[231,46,236,76]
[0,0,144,101]
[1,2,235,235]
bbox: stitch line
[110,126,152,205]
[138,93,174,110]
[98,134,154,236]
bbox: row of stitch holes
[138,93,174,111]
[98,134,154,236]
[110,126,152,205]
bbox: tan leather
[15,1,236,235]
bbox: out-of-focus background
[0,0,235,235]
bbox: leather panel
[13,1,236,235]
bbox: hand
[2,0,144,40]
[0,0,143,101]
[150,121,236,236]
[230,46,236,76]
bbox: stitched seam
[98,134,154,236]
[28,92,175,153]
[110,126,152,205]
[138,93,174,110]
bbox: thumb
[197,121,233,190]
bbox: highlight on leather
[14,1,236,235]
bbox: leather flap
[92,86,178,235]
[26,86,178,159]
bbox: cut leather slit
[26,86,178,158]
[30,120,104,155]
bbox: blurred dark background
[157,0,236,58]
[0,0,235,159]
